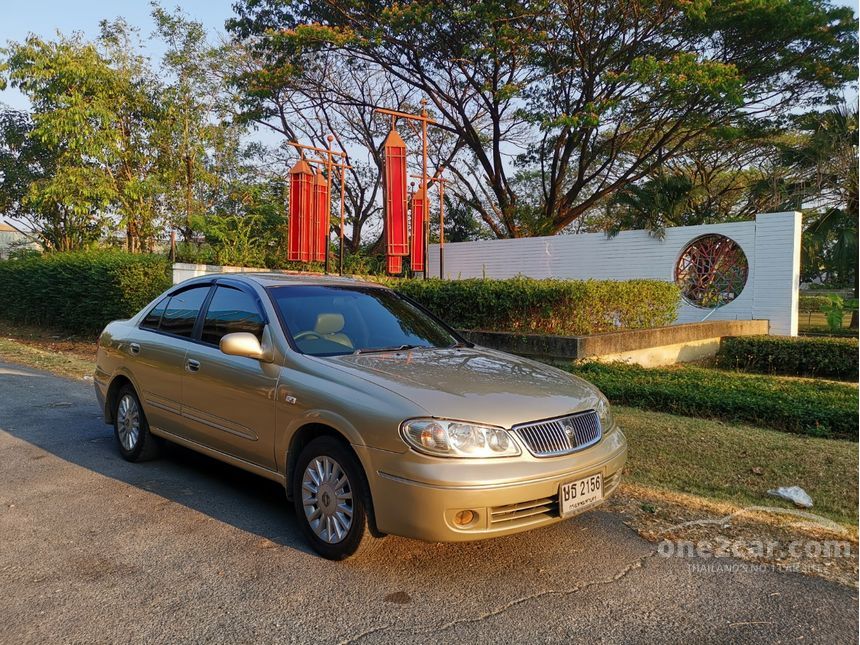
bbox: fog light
[454,510,475,526]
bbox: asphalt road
[0,361,857,644]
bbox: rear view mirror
[220,332,269,361]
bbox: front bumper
[357,426,627,542]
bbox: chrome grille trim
[513,410,602,457]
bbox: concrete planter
[459,320,769,367]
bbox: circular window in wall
[675,234,749,308]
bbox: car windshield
[268,285,460,356]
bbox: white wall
[427,212,801,336]
[172,262,274,285]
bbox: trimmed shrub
[392,277,680,336]
[567,362,858,440]
[799,295,832,313]
[0,251,171,335]
[716,335,858,380]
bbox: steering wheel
[294,331,322,342]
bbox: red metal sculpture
[383,127,409,275]
[410,188,427,272]
[311,170,329,263]
[386,254,403,275]
[288,158,314,262]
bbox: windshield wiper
[355,344,423,354]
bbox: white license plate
[559,473,603,517]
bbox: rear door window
[159,286,211,338]
[200,286,265,346]
[140,297,167,330]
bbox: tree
[1,24,164,252]
[228,0,857,238]
[0,107,104,250]
[153,3,245,243]
[787,105,858,300]
[594,127,792,236]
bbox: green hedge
[567,362,858,440]
[0,251,171,335]
[716,335,858,380]
[392,278,680,336]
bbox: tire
[292,437,370,560]
[113,384,159,462]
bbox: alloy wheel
[301,456,354,544]
[116,393,141,451]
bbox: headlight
[595,394,614,431]
[400,418,521,458]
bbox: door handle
[186,359,201,373]
[129,343,140,355]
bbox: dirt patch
[0,320,97,362]
[609,483,858,588]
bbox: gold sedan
[94,273,627,559]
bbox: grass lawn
[616,406,858,528]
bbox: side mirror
[220,332,269,361]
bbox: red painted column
[312,170,329,263]
[410,188,427,272]
[383,127,408,275]
[288,159,314,262]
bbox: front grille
[513,410,602,457]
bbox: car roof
[196,272,387,290]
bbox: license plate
[559,473,603,517]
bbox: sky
[0,0,238,111]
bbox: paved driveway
[0,362,856,644]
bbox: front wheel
[293,437,369,560]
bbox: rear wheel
[114,384,159,462]
[293,437,369,560]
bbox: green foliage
[0,9,266,253]
[567,362,858,440]
[821,294,846,332]
[0,251,171,335]
[152,3,245,242]
[191,209,285,268]
[793,106,858,289]
[0,106,107,251]
[392,278,680,336]
[716,335,858,380]
[342,252,386,276]
[2,24,164,252]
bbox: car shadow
[0,365,314,555]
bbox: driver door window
[200,286,265,346]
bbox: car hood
[325,346,601,428]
